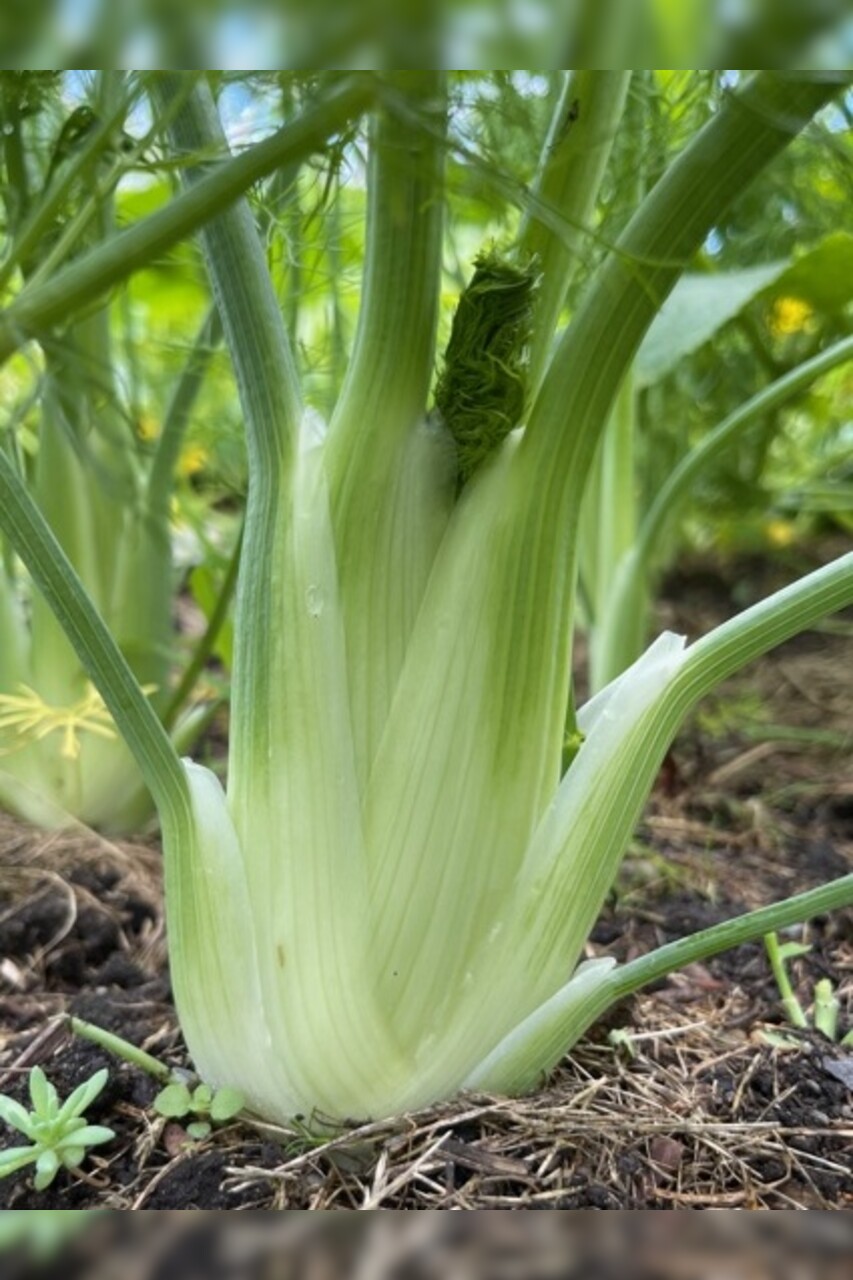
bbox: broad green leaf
[209,1086,244,1122]
[186,1121,212,1140]
[637,262,785,385]
[636,232,853,385]
[153,1082,192,1118]
[779,232,853,314]
[191,1083,213,1113]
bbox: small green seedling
[762,932,853,1048]
[0,1066,114,1190]
[607,1027,638,1060]
[153,1080,244,1140]
[69,1014,245,1144]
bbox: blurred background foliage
[1,0,851,71]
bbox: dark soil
[0,553,851,1210]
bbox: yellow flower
[769,296,813,337]
[137,414,161,443]
[178,443,209,477]
[764,519,796,549]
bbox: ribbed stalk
[594,333,853,686]
[156,74,303,808]
[147,307,220,517]
[518,71,631,395]
[472,73,849,832]
[591,370,638,635]
[327,72,446,484]
[325,72,450,785]
[464,550,853,1094]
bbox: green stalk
[518,71,632,396]
[358,76,848,1048]
[494,74,848,844]
[162,522,243,733]
[325,72,450,784]
[156,74,304,802]
[594,371,638,625]
[579,74,649,650]
[483,73,849,793]
[813,979,840,1041]
[763,932,809,1028]
[162,78,438,1119]
[326,73,446,483]
[642,335,853,560]
[576,427,604,624]
[69,1016,173,1083]
[147,306,221,515]
[611,885,853,1025]
[465,551,853,1095]
[593,334,853,687]
[0,75,373,363]
[470,872,853,1096]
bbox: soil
[0,551,851,1211]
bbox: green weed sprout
[763,932,853,1047]
[153,1081,244,1140]
[0,1067,114,1191]
[69,1013,244,1140]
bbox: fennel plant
[0,73,225,830]
[0,71,852,1127]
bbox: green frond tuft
[435,251,537,486]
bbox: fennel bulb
[169,427,694,1123]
